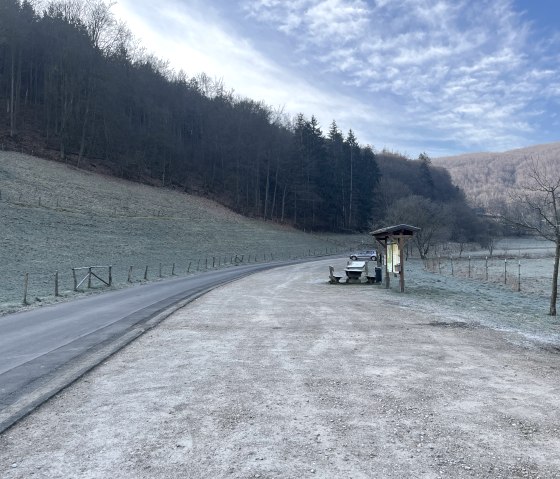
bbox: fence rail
[72,266,113,291]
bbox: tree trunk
[281,184,287,223]
[550,237,559,316]
[78,97,90,167]
[349,146,353,227]
[9,50,16,137]
[15,52,22,134]
[263,161,270,220]
[270,158,279,221]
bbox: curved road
[0,260,303,432]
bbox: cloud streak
[243,0,559,153]
[112,0,560,156]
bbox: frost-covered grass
[423,237,557,297]
[397,237,560,345]
[0,152,370,314]
[4,150,558,344]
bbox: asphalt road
[0,261,295,432]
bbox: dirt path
[1,260,559,478]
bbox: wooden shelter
[370,224,420,292]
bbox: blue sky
[112,0,560,157]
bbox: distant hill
[433,142,560,212]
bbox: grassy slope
[433,141,560,209]
[0,152,370,313]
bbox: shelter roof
[370,224,420,240]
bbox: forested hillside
[433,142,560,212]
[0,0,477,239]
[0,0,380,231]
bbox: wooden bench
[328,265,344,284]
[365,262,376,283]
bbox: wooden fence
[425,255,524,292]
[72,266,113,291]
[13,247,341,306]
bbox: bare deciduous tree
[382,195,452,259]
[506,159,560,316]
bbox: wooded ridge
[433,142,560,212]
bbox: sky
[111,0,560,157]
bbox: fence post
[88,267,92,288]
[450,256,454,276]
[72,268,77,291]
[144,265,148,280]
[55,271,59,297]
[128,266,133,283]
[504,258,507,284]
[159,263,162,278]
[438,256,442,274]
[468,256,471,278]
[23,273,29,305]
[518,260,521,292]
[212,256,216,268]
[187,261,192,273]
[109,266,112,286]
[172,263,176,275]
[485,256,488,281]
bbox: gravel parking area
[1,259,560,478]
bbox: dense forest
[0,0,483,241]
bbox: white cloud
[111,0,560,155]
[111,0,398,148]
[243,0,560,153]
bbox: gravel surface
[1,259,560,478]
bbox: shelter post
[370,224,421,293]
[383,239,390,289]
[398,235,405,293]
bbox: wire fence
[424,253,551,294]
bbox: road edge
[0,286,214,434]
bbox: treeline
[373,152,492,257]
[0,0,481,239]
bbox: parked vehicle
[349,250,378,261]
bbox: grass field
[0,152,369,314]
[3,151,558,328]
